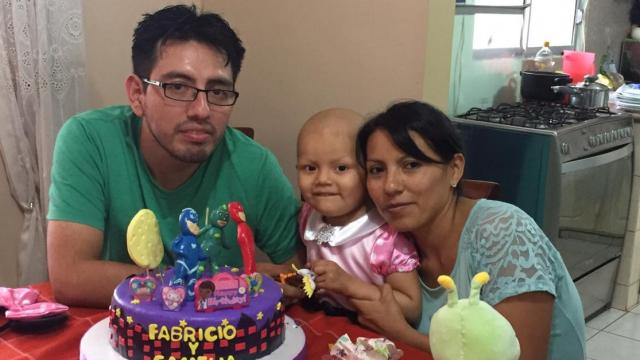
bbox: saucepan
[520,71,572,102]
[551,75,609,108]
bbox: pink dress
[299,203,419,310]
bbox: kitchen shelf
[455,4,530,16]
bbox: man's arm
[47,220,142,308]
[256,244,305,275]
[256,248,305,301]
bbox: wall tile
[628,176,640,231]
[617,232,633,284]
[617,231,640,285]
[612,281,640,311]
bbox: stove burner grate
[458,102,613,129]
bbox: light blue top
[417,199,586,360]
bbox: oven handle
[561,143,633,174]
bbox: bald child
[295,108,422,325]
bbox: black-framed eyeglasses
[142,78,239,106]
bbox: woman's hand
[310,259,352,294]
[352,283,430,352]
[353,283,407,333]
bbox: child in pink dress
[297,108,421,325]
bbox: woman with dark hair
[353,100,585,360]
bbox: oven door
[557,143,633,279]
[557,143,632,319]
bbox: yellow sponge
[127,209,164,269]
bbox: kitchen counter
[611,113,640,310]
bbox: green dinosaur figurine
[429,272,520,360]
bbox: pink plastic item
[0,287,69,319]
[562,51,595,84]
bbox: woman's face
[365,129,463,233]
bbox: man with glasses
[46,5,302,307]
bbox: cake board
[80,316,306,360]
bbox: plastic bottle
[534,41,555,72]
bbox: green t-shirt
[48,105,300,267]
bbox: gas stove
[453,102,632,163]
[457,102,615,130]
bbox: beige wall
[423,0,455,109]
[83,0,202,108]
[82,0,454,185]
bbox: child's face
[297,130,367,226]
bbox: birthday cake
[106,203,300,360]
[108,269,286,360]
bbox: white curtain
[0,0,87,285]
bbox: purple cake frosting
[109,270,287,360]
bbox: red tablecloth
[0,283,431,359]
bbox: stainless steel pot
[551,75,609,108]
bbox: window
[473,13,524,50]
[526,0,576,49]
[458,0,579,54]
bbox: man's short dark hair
[132,5,245,82]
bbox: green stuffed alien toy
[429,272,520,360]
